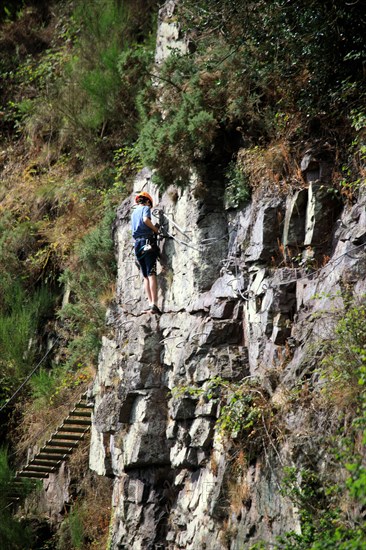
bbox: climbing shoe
[150,304,162,315]
[141,304,161,315]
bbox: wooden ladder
[10,393,92,502]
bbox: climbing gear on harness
[135,191,153,206]
[151,208,200,251]
[135,236,160,261]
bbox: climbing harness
[134,235,160,261]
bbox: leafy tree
[138,0,365,188]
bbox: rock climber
[131,191,161,314]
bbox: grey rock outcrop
[89,163,365,548]
[88,2,366,548]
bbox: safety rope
[151,206,365,303]
[223,241,365,304]
[264,241,366,291]
[0,337,60,414]
[152,208,237,252]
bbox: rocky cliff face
[89,171,365,549]
[88,3,366,549]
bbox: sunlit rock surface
[89,2,366,548]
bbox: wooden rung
[12,480,38,485]
[24,466,56,473]
[58,427,87,433]
[51,434,82,441]
[63,419,90,426]
[42,447,73,454]
[75,403,92,409]
[37,453,66,461]
[46,441,78,447]
[40,446,69,453]
[31,459,61,467]
[69,411,92,417]
[18,472,47,479]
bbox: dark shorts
[134,239,159,278]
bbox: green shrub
[321,300,366,404]
[0,215,39,289]
[29,368,58,403]
[0,448,34,549]
[0,283,54,404]
[58,208,117,369]
[47,0,157,154]
[137,43,247,188]
[138,0,365,189]
[173,377,274,457]
[272,299,366,550]
[69,505,84,549]
[275,465,366,549]
[224,160,251,208]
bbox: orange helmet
[135,191,153,206]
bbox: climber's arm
[143,215,159,234]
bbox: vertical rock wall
[90,161,365,548]
[89,2,366,548]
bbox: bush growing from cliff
[321,299,366,406]
[53,474,112,550]
[0,448,34,549]
[57,207,117,370]
[267,299,366,550]
[35,0,157,157]
[172,376,276,457]
[0,283,54,405]
[138,0,365,189]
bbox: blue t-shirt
[131,205,154,239]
